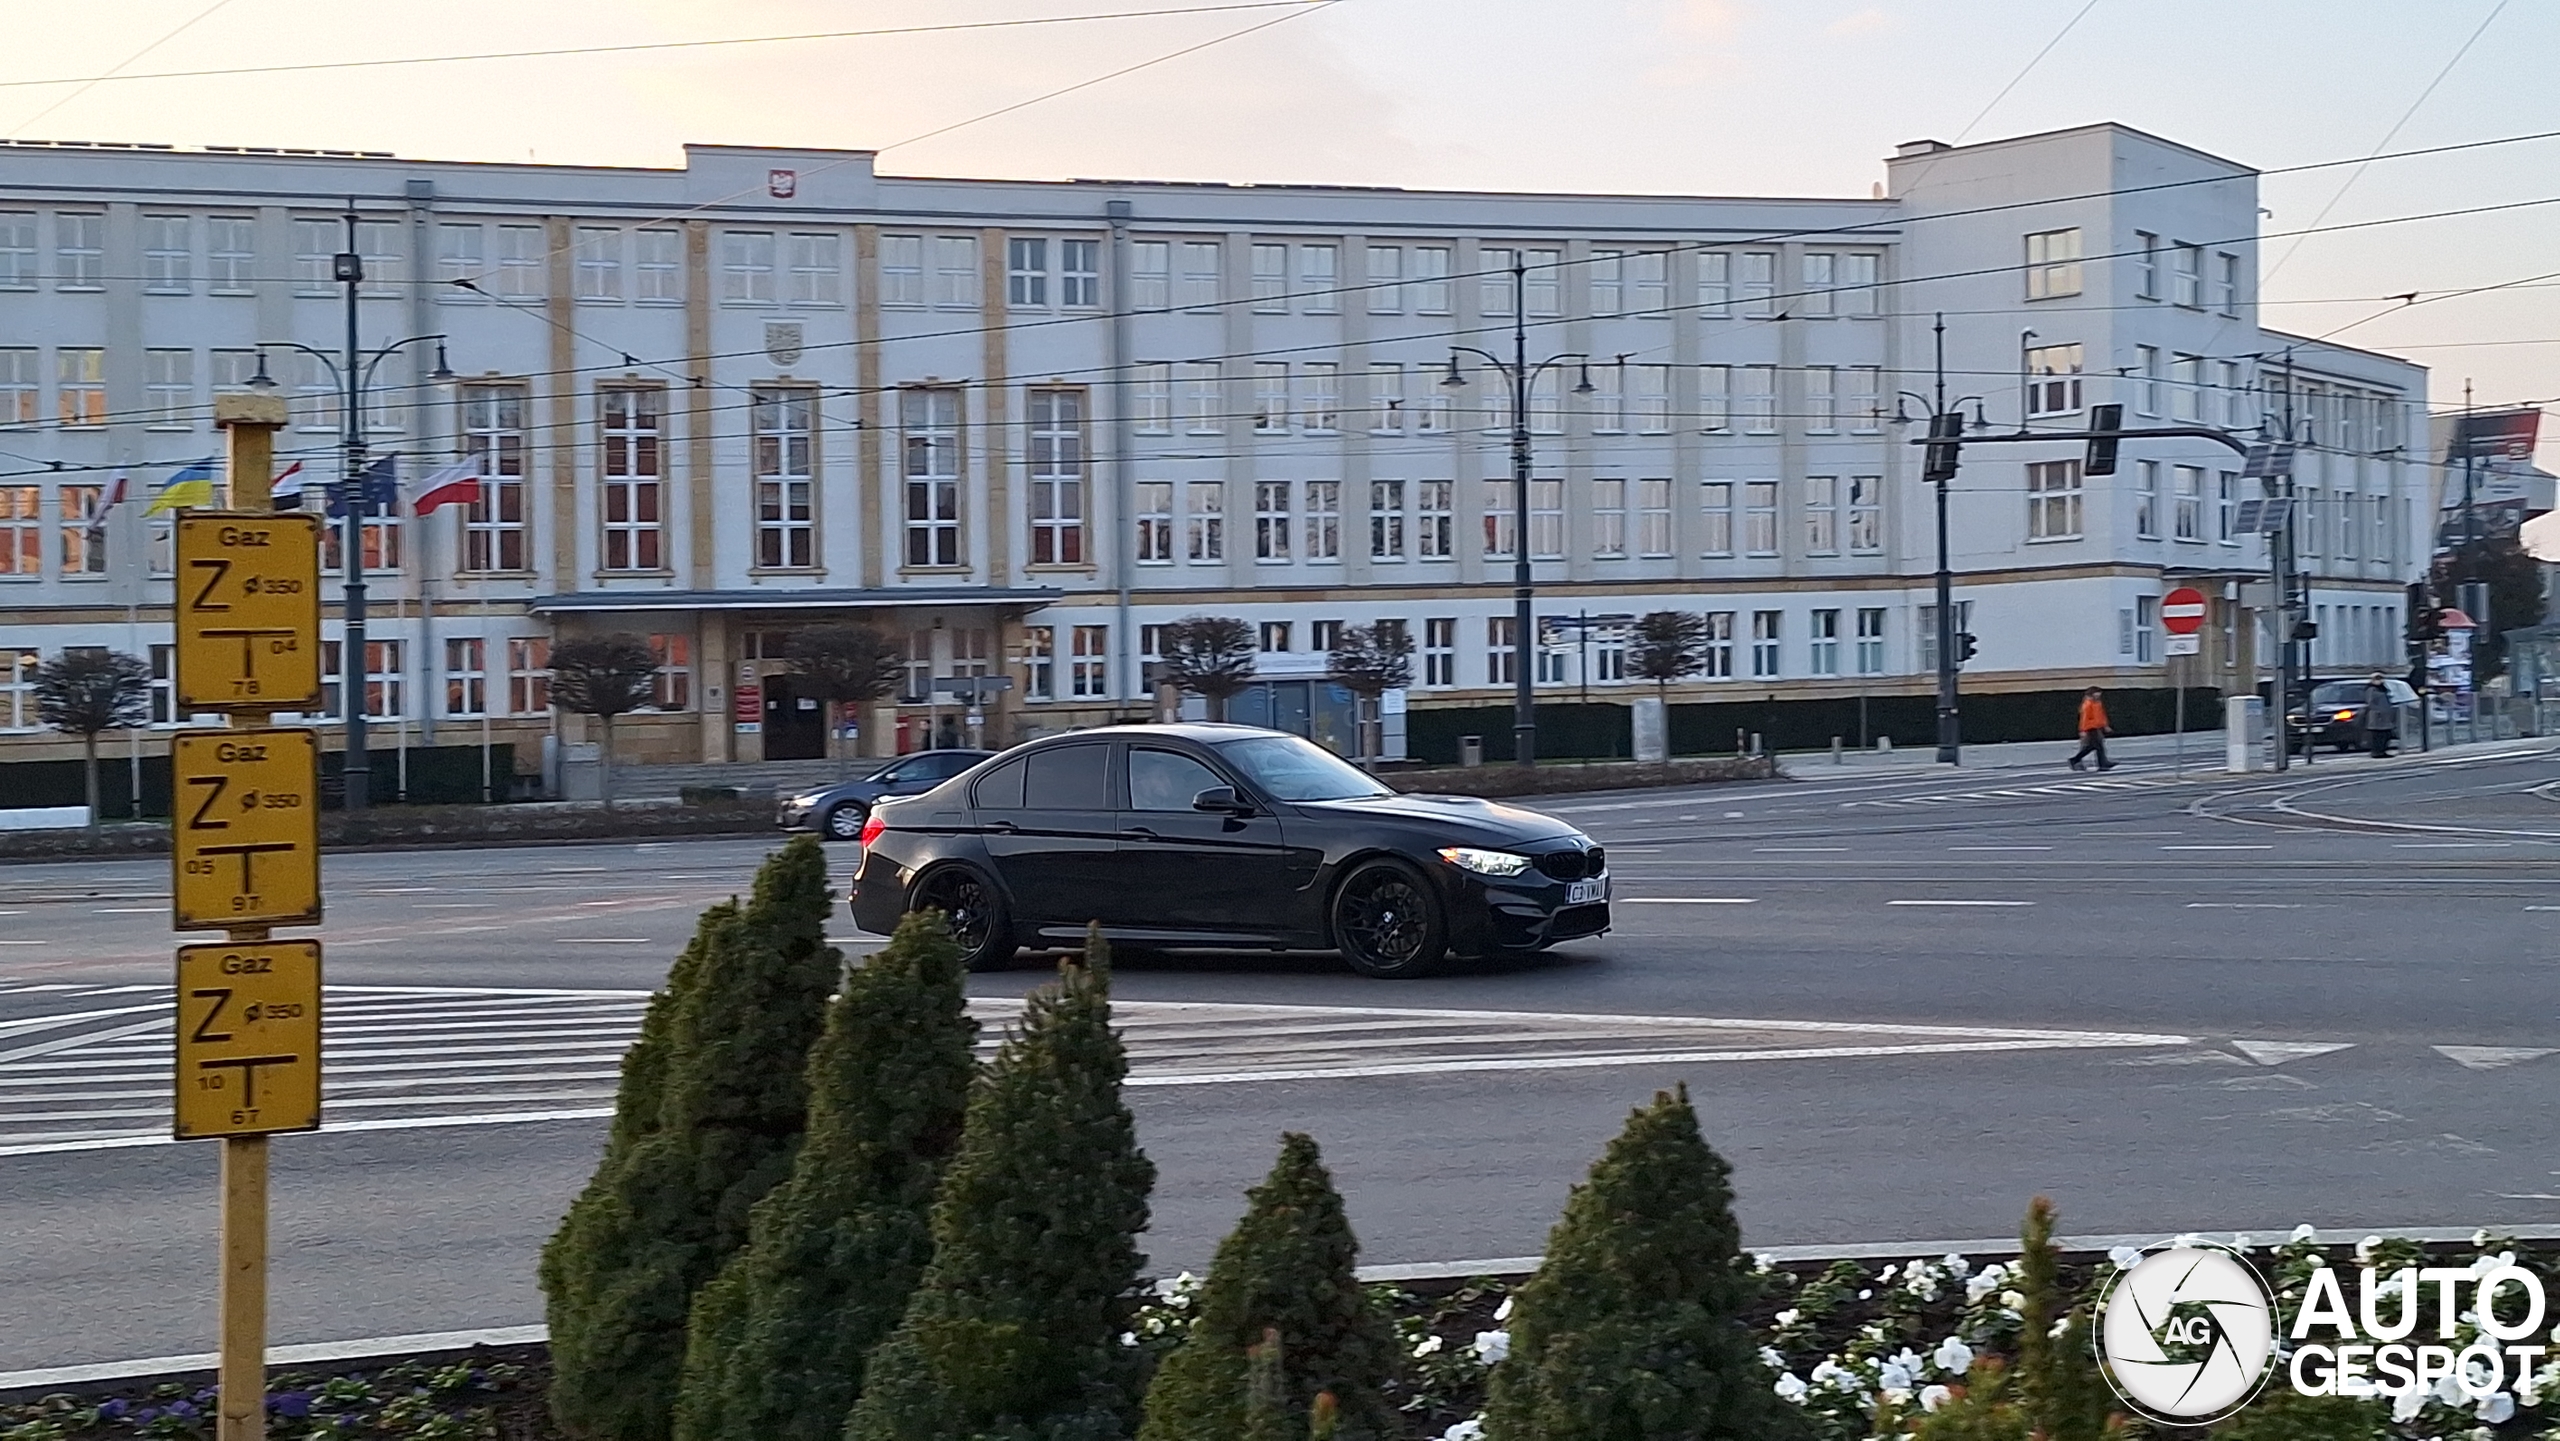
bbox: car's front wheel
[821,803,866,841]
[911,864,1016,972]
[1331,858,1447,979]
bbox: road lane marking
[557,938,654,944]
[2392,842,2513,849]
[1618,898,1758,905]
[1754,846,1847,853]
[2161,844,2273,851]
[1885,899,2034,907]
[1949,846,2052,852]
[2435,1046,2557,1071]
[2230,1040,2355,1066]
[90,908,160,914]
[2187,903,2305,909]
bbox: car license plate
[1566,877,1605,905]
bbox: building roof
[528,587,1063,614]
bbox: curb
[15,1225,2560,1397]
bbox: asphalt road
[4,738,2557,1370]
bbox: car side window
[1127,748,1227,812]
[934,752,977,778]
[878,759,921,783]
[972,756,1026,810]
[1023,744,1108,810]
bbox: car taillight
[857,813,888,849]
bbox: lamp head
[1572,363,1596,396]
[1439,355,1467,389]
[246,350,277,391]
[429,340,456,384]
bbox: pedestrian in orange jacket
[2069,687,2114,771]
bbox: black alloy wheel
[822,803,866,841]
[1331,858,1447,979]
[912,865,1015,972]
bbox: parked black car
[779,749,995,840]
[846,723,1609,978]
[2285,677,2419,753]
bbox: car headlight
[1438,846,1533,877]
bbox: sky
[10,0,2560,507]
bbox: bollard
[1831,735,1843,765]
[1751,731,1764,758]
[1877,735,1893,753]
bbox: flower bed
[15,1227,2559,1441]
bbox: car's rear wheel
[822,803,866,841]
[1331,858,1446,979]
[912,864,1015,972]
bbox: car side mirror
[1192,785,1249,814]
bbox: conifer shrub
[673,908,978,1441]
[540,838,841,1441]
[1138,1133,1396,1441]
[844,926,1156,1441]
[1481,1085,1806,1441]
[2012,1197,2121,1441]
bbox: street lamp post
[251,207,451,810]
[1443,258,1590,767]
[1895,314,1983,765]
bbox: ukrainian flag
[144,458,219,516]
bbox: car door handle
[1120,827,1157,840]
[984,819,1018,834]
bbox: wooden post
[213,390,290,1441]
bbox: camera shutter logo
[2096,1245,2276,1424]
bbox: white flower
[2475,1228,2493,1248]
[2000,1289,2027,1313]
[1942,1253,1973,1279]
[2434,1372,2466,1405]
[1812,1359,1861,1394]
[1881,1263,1901,1281]
[1919,1384,1953,1413]
[1774,1308,1801,1327]
[1471,1330,1510,1366]
[1118,1331,1138,1347]
[2478,1391,2516,1424]
[1880,1348,1925,1393]
[1774,1373,1809,1404]
[1438,1420,1485,1441]
[2108,1245,2144,1271]
[2169,1232,2204,1250]
[1493,1295,1514,1322]
[1904,1261,1942,1300]
[2290,1223,2318,1244]
[1752,1251,1777,1273]
[1933,1337,1975,1375]
[2229,1232,2253,1251]
[1857,1288,1873,1300]
[1964,1272,2003,1303]
[1412,1334,1444,1358]
[2391,1383,2426,1423]
[2356,1235,2383,1263]
[1760,1347,1786,1370]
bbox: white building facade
[0,122,2425,774]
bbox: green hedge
[0,742,513,817]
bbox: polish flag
[269,461,307,507]
[409,459,482,515]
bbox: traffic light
[1954,632,1978,664]
[1922,410,1963,483]
[2405,581,2440,642]
[2084,403,2123,477]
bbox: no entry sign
[2161,586,2208,635]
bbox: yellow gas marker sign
[175,512,322,712]
[172,729,321,930]
[174,940,321,1139]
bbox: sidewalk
[1782,727,2560,777]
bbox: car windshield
[2308,682,2365,708]
[1214,734,1392,802]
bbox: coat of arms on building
[765,321,804,368]
[767,168,797,199]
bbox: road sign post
[183,391,313,1441]
[2159,588,2207,778]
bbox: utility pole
[1442,263,1590,767]
[335,208,371,811]
[1895,314,1978,764]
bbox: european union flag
[328,455,400,518]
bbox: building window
[2218,471,2240,546]
[752,387,816,569]
[1251,243,1287,312]
[1137,481,1174,564]
[1750,611,1781,678]
[1629,250,1669,315]
[1409,245,1451,314]
[722,230,775,304]
[55,213,103,290]
[935,236,979,308]
[1008,236,1048,307]
[2170,243,2203,308]
[1178,241,1220,310]
[574,227,621,300]
[1423,618,1455,686]
[1701,612,1734,678]
[1129,240,1170,310]
[1593,478,1627,558]
[1805,476,1839,555]
[444,638,486,718]
[901,387,961,568]
[1369,362,1404,434]
[2173,464,2204,542]
[0,350,33,427]
[1023,626,1056,700]
[317,639,404,723]
[1856,608,1886,675]
[436,223,484,299]
[1697,251,1730,316]
[496,224,544,300]
[2170,354,2203,422]
[1528,478,1563,559]
[507,638,549,714]
[1133,362,1171,435]
[1480,247,1515,317]
[0,488,35,575]
[321,484,402,576]
[2134,460,2160,539]
[1737,251,1775,316]
[1300,243,1339,311]
[1588,363,1625,435]
[1304,481,1340,561]
[145,349,194,430]
[1253,363,1289,433]
[0,213,32,290]
[1370,479,1405,560]
[2025,343,2082,416]
[1481,479,1516,560]
[1699,365,1729,433]
[1809,609,1840,676]
[600,387,663,571]
[1486,616,1517,686]
[650,634,692,710]
[1633,365,1671,434]
[1181,361,1221,435]
[2134,345,2162,417]
[1738,366,1777,433]
[1366,245,1402,313]
[1800,251,1835,317]
[1311,620,1341,653]
[2026,459,2083,541]
[1837,252,1879,316]
[2133,231,2158,299]
[1186,480,1224,562]
[2213,252,2240,316]
[1847,475,1882,554]
[2133,595,2159,664]
[1027,388,1085,566]
[1743,481,1779,556]
[1416,479,1452,560]
[787,232,841,306]
[1589,250,1623,316]
[1060,239,1099,307]
[1069,625,1108,698]
[880,235,924,306]
[1254,480,1292,562]
[1259,621,1292,653]
[1805,366,1837,433]
[142,215,190,294]
[1299,362,1340,433]
[1637,478,1672,558]
[58,484,103,576]
[199,216,251,294]
[2024,228,2081,299]
[1700,481,1734,557]
[57,347,105,427]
